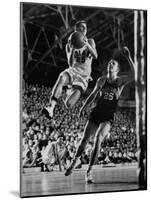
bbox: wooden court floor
[21,164,139,197]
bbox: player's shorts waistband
[69,67,92,81]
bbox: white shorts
[42,155,56,165]
[61,67,92,92]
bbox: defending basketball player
[42,20,98,118]
[65,46,135,183]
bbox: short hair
[74,20,87,29]
[108,59,120,72]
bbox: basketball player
[65,46,135,183]
[42,20,98,118]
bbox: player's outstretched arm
[121,46,135,75]
[119,46,135,88]
[79,77,105,117]
[84,38,98,59]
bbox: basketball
[70,31,85,49]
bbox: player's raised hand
[121,46,131,58]
[83,36,89,45]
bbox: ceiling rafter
[23,4,135,75]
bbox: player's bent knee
[65,90,81,107]
[63,95,76,107]
[65,98,76,107]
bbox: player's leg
[86,122,111,183]
[65,120,98,176]
[65,87,81,107]
[42,71,70,118]
[51,71,70,100]
[64,74,88,107]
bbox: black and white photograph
[20,2,147,198]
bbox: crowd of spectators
[22,83,137,172]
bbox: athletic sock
[50,99,57,109]
[49,96,58,109]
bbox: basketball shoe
[85,172,94,184]
[41,105,54,119]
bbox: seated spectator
[23,139,35,167]
[42,136,67,171]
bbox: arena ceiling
[22,3,136,81]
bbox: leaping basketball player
[42,20,98,118]
[65,46,135,183]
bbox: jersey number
[104,92,114,100]
[74,50,89,63]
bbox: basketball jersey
[72,45,93,77]
[95,78,120,113]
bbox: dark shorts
[89,109,114,126]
